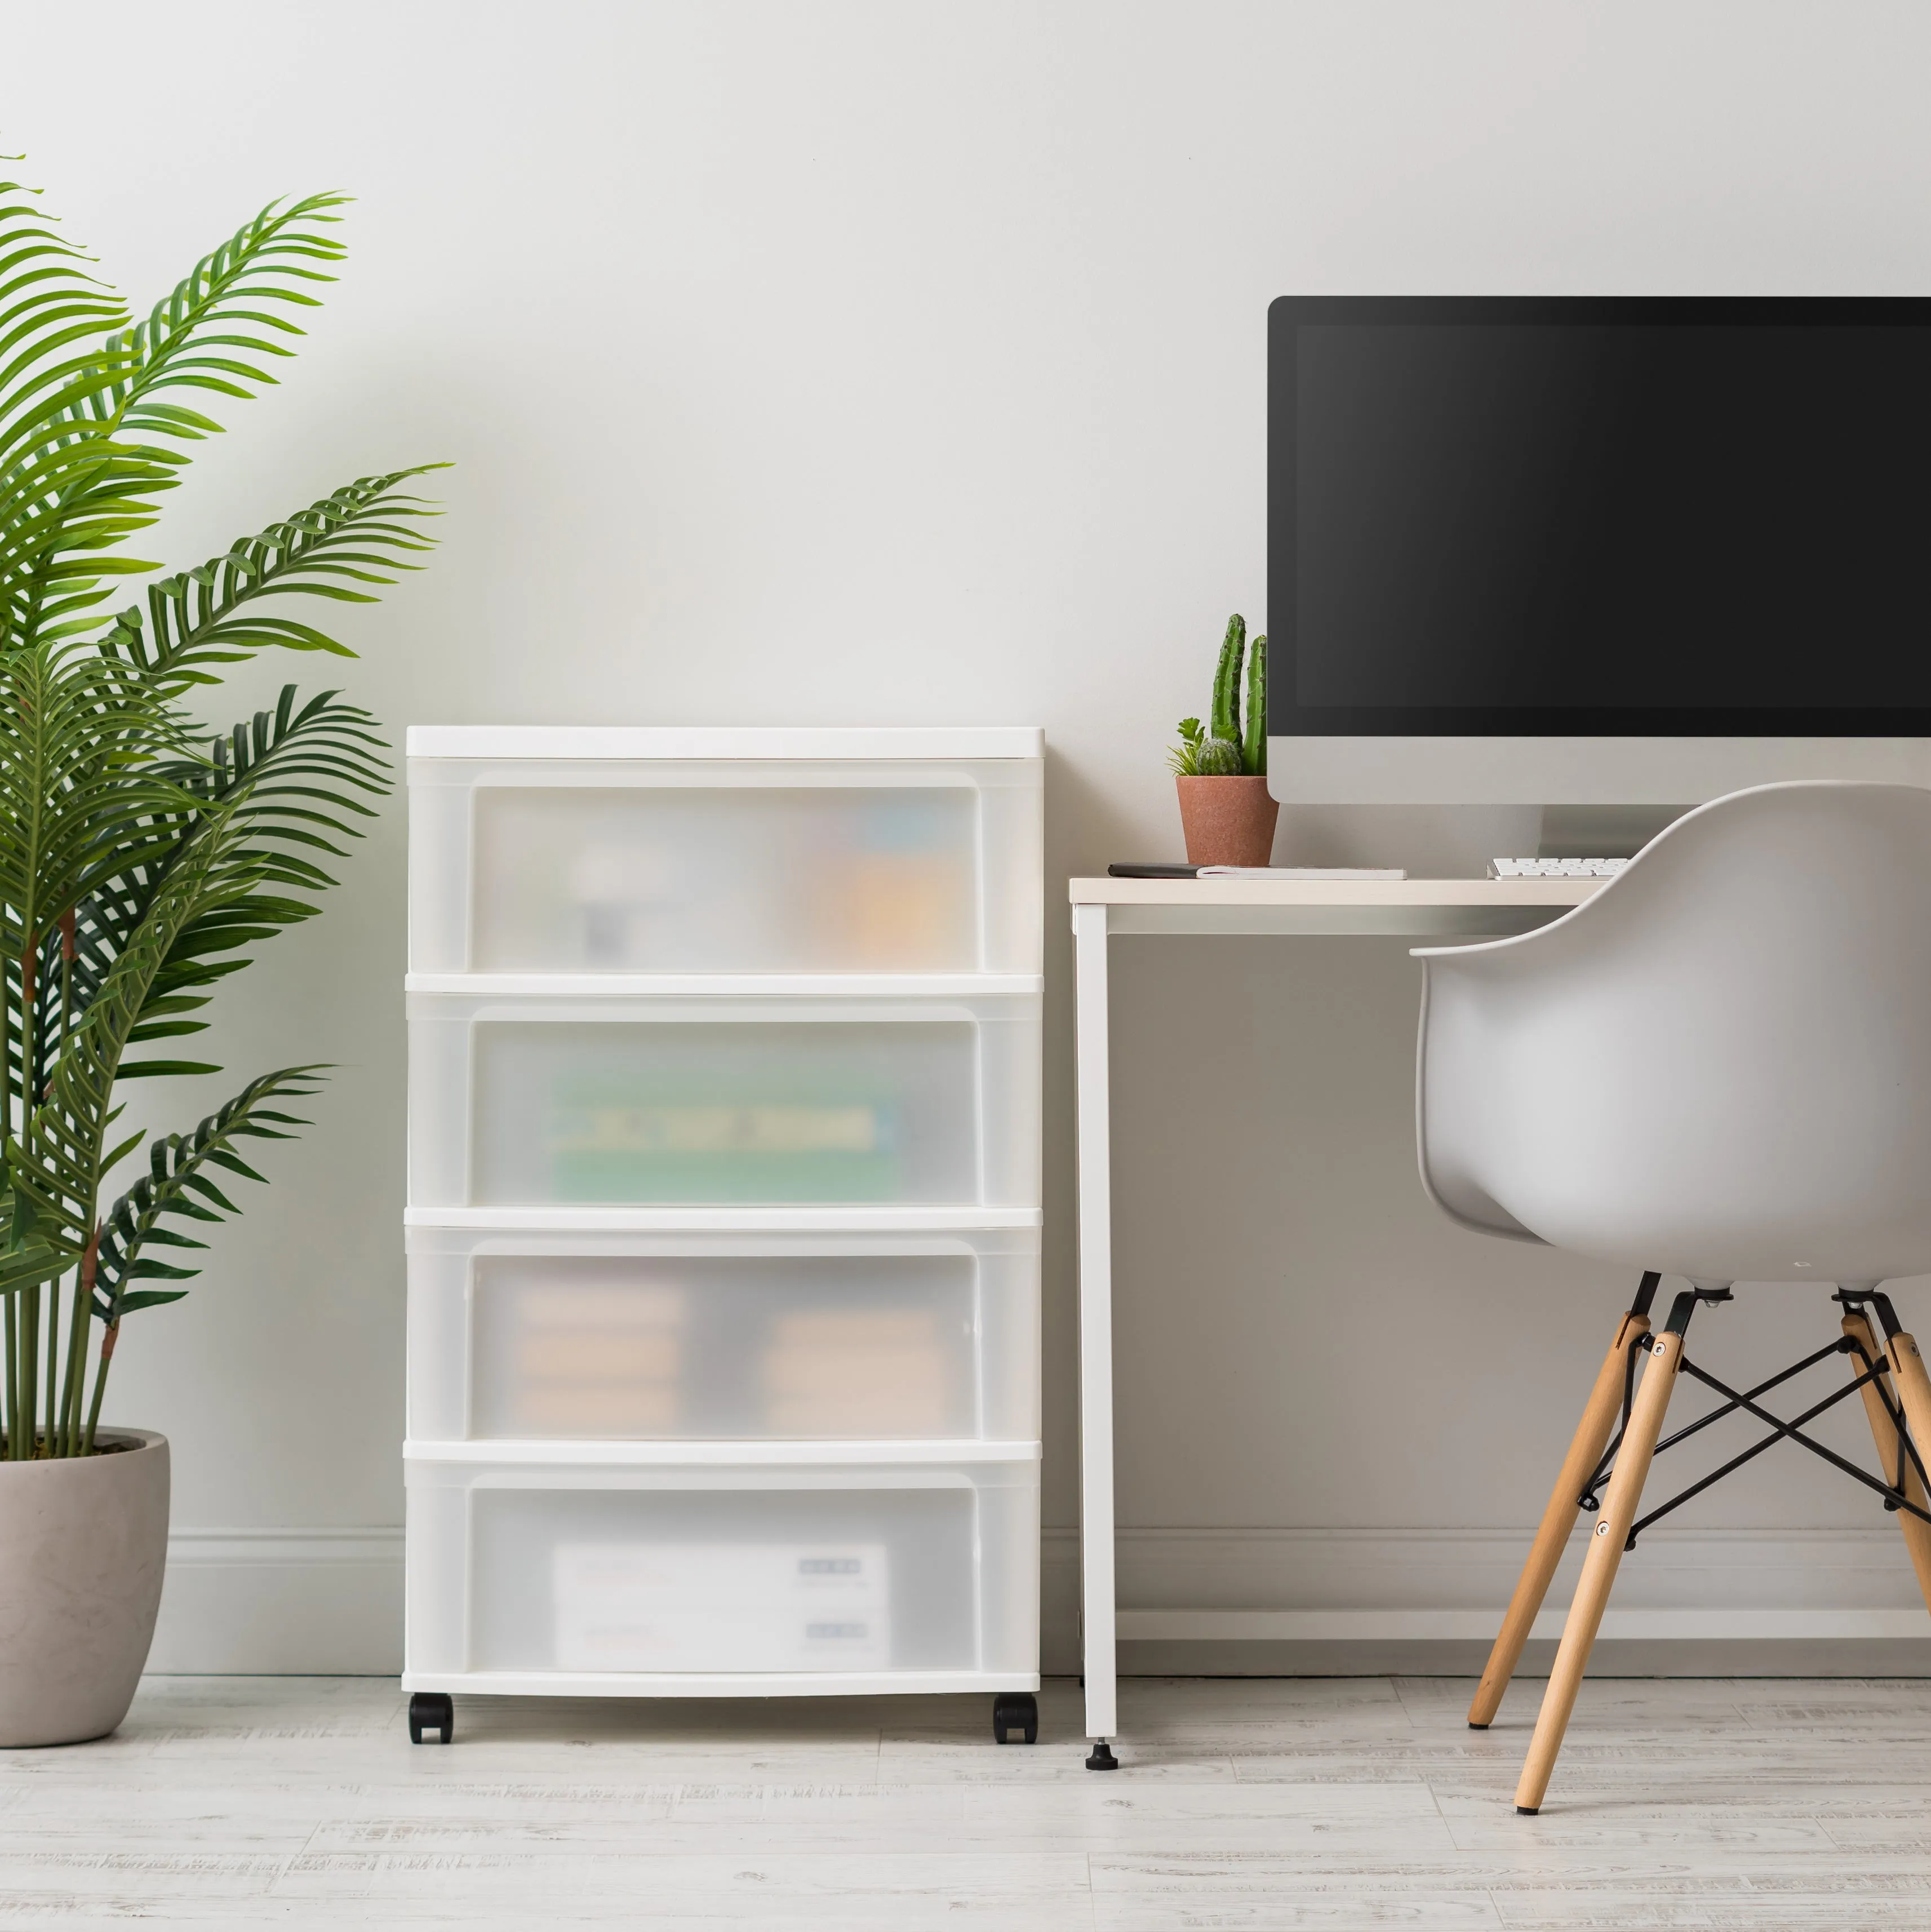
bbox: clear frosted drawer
[409,758,1042,976]
[407,993,1041,1209]
[404,1458,1040,1677]
[406,1226,1041,1442]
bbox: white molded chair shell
[1414,782,1931,1286]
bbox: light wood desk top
[1067,874,1604,936]
[1070,875,1601,906]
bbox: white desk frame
[1071,876,1601,1756]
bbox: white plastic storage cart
[403,726,1044,1745]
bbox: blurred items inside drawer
[471,1254,976,1439]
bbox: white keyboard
[1489,857,1629,879]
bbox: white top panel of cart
[406,726,1044,763]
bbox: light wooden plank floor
[3,1674,1931,1927]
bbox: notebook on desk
[1107,863,1409,880]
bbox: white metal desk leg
[1073,901,1120,1767]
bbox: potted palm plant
[0,167,441,1745]
[1168,615,1276,865]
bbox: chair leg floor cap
[1516,1805,1539,1815]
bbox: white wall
[11,0,1931,1670]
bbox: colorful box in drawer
[474,786,978,973]
[406,1224,1041,1443]
[407,992,1041,1209]
[406,729,1044,978]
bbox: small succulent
[1166,717,1241,776]
[1168,615,1268,777]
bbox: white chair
[1414,781,1931,1812]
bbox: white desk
[1070,875,1602,1763]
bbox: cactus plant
[1168,614,1268,777]
[1241,633,1268,777]
[1209,614,1245,746]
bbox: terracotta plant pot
[0,1430,168,1747]
[1176,775,1280,867]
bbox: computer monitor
[1267,296,1931,804]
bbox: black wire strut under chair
[1464,1269,1931,1756]
[1503,1277,1931,1815]
[1579,1285,1931,1552]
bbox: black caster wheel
[992,1691,1038,1744]
[409,1691,454,1744]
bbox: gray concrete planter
[0,1430,168,1747]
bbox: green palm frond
[0,180,128,394]
[0,1231,72,1299]
[92,1065,325,1322]
[0,157,442,1457]
[100,468,445,688]
[0,1141,75,1292]
[8,190,361,659]
[180,683,391,888]
[0,640,193,959]
[0,181,144,653]
[15,801,237,1248]
[61,685,393,1061]
[94,193,351,441]
[9,454,180,648]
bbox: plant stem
[19,1283,36,1456]
[50,920,74,1458]
[11,1297,24,1460]
[12,1286,28,1460]
[1,949,11,1159]
[43,1277,59,1456]
[60,1227,96,1459]
[15,934,34,1457]
[81,1321,117,1456]
[1,945,10,1460]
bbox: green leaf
[110,1289,189,1313]
[0,1240,72,1296]
[0,639,192,964]
[14,799,241,1249]
[99,468,446,689]
[92,1065,328,1321]
[65,685,393,1052]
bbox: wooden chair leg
[1841,1308,1931,1616]
[1515,1321,1685,1814]
[1468,1297,1654,1728]
[1875,1313,1931,1601]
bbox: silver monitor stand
[1266,736,1931,869]
[1269,736,1931,807]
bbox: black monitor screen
[1268,297,1931,735]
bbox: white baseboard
[1113,1607,1931,1641]
[1040,1523,1931,1671]
[145,1522,1930,1676]
[150,1529,403,1674]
